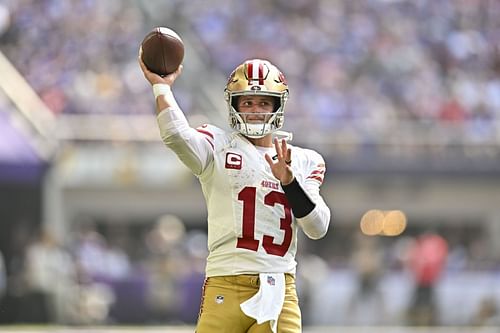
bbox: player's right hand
[138,47,183,86]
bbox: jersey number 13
[236,186,292,257]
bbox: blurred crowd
[0,0,151,116]
[0,215,207,325]
[0,0,499,145]
[0,215,499,326]
[185,0,500,144]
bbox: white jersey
[157,107,330,277]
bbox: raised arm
[138,53,213,175]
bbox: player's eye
[240,100,253,107]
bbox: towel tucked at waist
[240,273,285,333]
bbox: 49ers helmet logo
[245,61,268,85]
[277,71,287,85]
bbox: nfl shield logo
[267,275,275,286]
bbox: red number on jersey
[236,186,292,257]
[236,187,259,251]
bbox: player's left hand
[265,138,294,185]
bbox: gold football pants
[195,274,301,333]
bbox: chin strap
[273,130,293,142]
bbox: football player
[139,55,331,333]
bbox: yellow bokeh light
[382,210,407,236]
[360,209,384,236]
[360,209,407,236]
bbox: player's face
[237,95,275,123]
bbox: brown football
[140,27,184,76]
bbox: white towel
[240,273,286,333]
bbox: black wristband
[281,178,316,218]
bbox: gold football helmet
[224,59,289,138]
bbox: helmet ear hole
[272,96,280,113]
[231,96,240,111]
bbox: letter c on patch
[225,152,242,169]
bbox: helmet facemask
[224,59,289,138]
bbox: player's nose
[250,104,268,113]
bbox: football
[140,27,184,76]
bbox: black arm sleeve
[281,178,316,218]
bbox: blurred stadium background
[0,0,499,332]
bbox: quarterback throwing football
[139,55,331,333]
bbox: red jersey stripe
[306,175,324,183]
[205,138,215,150]
[204,137,214,150]
[196,128,214,140]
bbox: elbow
[298,208,331,240]
[308,206,331,240]
[306,222,330,240]
[161,131,188,152]
[159,118,190,148]
[307,230,327,240]
[161,133,204,176]
[161,130,180,147]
